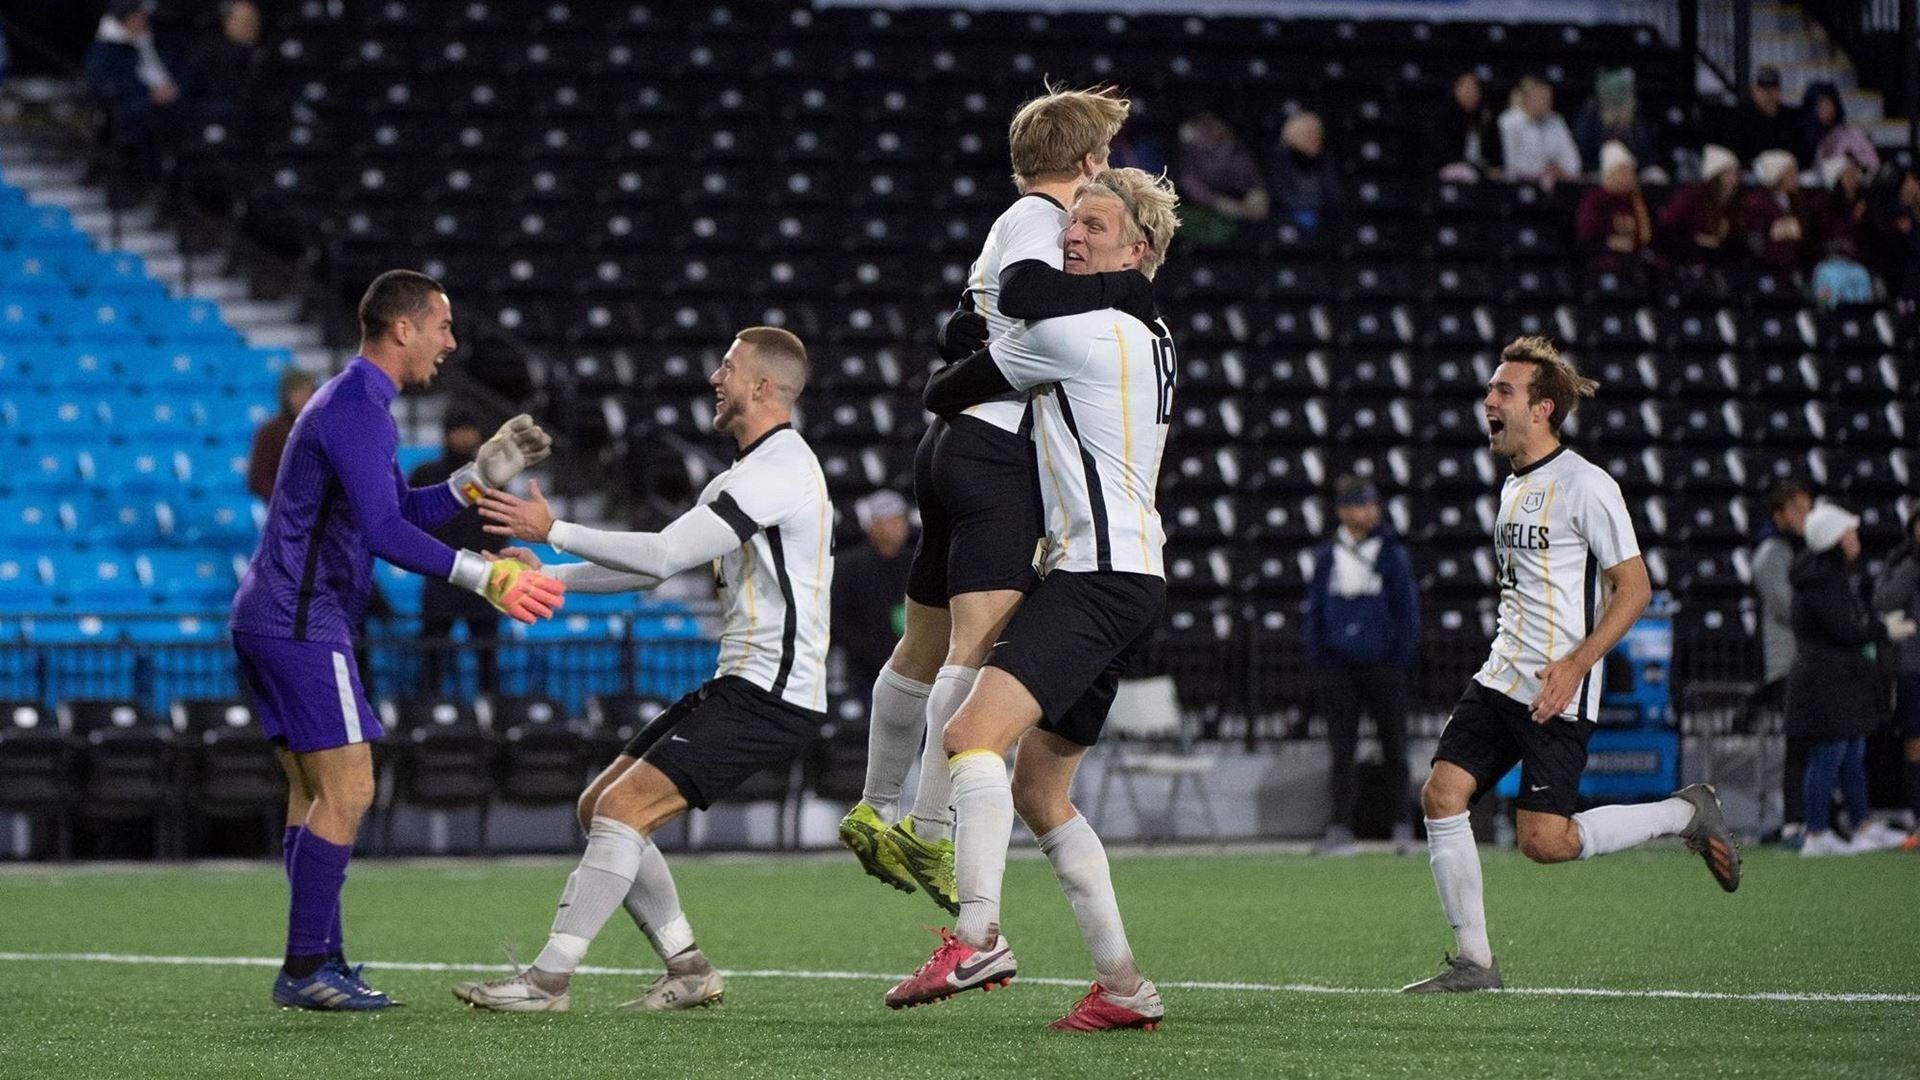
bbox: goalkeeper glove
[452,415,554,503]
[450,551,566,624]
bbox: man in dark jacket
[1728,67,1800,164]
[82,0,179,179]
[410,415,507,694]
[1787,503,1916,856]
[1870,509,1920,848]
[1305,477,1420,854]
[831,490,914,696]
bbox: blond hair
[1007,81,1130,190]
[1500,336,1598,432]
[1080,167,1181,279]
[734,326,809,405]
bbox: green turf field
[1,846,1914,1079]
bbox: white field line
[1,951,1915,1005]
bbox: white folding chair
[1091,675,1220,844]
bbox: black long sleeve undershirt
[924,346,1015,416]
[998,260,1157,324]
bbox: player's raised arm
[479,479,748,584]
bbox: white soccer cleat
[453,970,570,1013]
[616,968,725,1012]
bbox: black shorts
[904,414,1044,607]
[619,676,824,810]
[1432,680,1596,817]
[988,570,1164,747]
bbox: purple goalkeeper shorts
[232,631,384,753]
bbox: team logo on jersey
[1521,490,1546,513]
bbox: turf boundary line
[3,951,1915,1004]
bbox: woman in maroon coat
[1743,149,1817,274]
[1658,144,1744,265]
[1576,141,1656,273]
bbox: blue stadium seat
[178,445,250,492]
[168,494,261,550]
[5,393,111,444]
[33,349,125,392]
[138,551,240,607]
[81,447,182,492]
[116,398,208,445]
[0,500,67,546]
[45,553,151,612]
[375,558,425,616]
[67,497,167,547]
[0,557,47,610]
[7,450,82,495]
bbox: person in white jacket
[1500,76,1581,187]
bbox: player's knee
[575,788,601,835]
[1519,830,1578,865]
[1420,776,1468,819]
[318,776,375,821]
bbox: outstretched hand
[479,479,555,543]
[486,548,543,570]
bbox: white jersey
[695,425,834,712]
[991,309,1175,577]
[1473,446,1640,722]
[958,192,1069,433]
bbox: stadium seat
[170,699,282,846]
[63,699,180,856]
[380,697,494,853]
[489,696,592,812]
[0,700,76,858]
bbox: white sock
[620,832,695,961]
[1573,797,1694,859]
[949,749,1013,948]
[1425,813,1492,968]
[859,667,932,821]
[535,816,645,975]
[1038,813,1142,994]
[908,665,977,841]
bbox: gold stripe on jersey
[1112,322,1150,570]
[1498,481,1532,696]
[725,543,759,678]
[811,464,831,711]
[1535,483,1561,661]
[1032,393,1074,563]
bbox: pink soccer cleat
[1047,980,1164,1032]
[884,928,1016,1009]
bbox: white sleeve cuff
[547,520,577,554]
[448,548,490,594]
[448,463,484,506]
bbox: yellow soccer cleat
[881,818,958,916]
[838,802,916,895]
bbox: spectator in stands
[1799,82,1880,173]
[1427,71,1503,182]
[1812,152,1870,253]
[831,490,914,699]
[0,23,10,87]
[83,0,180,178]
[1657,144,1743,265]
[1788,502,1916,856]
[1744,149,1816,274]
[1871,509,1920,849]
[410,414,506,695]
[1304,476,1419,857]
[1269,110,1342,233]
[1498,75,1580,188]
[1810,239,1876,309]
[1753,478,1811,843]
[1729,66,1800,164]
[183,1,264,125]
[1109,125,1167,178]
[1575,141,1655,274]
[1866,167,1920,308]
[1572,67,1658,180]
[1175,113,1268,245]
[245,368,316,502]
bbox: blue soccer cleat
[272,962,401,1011]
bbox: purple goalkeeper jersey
[230,357,467,644]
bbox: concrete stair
[1753,2,1909,147]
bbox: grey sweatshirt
[1871,547,1920,675]
[1752,533,1801,684]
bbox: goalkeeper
[229,270,565,1012]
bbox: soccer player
[453,327,831,1013]
[887,168,1181,1032]
[231,270,566,1011]
[839,82,1157,916]
[1402,336,1741,994]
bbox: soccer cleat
[616,968,726,1012]
[329,958,402,1006]
[880,818,958,916]
[272,963,401,1011]
[1048,980,1164,1032]
[1799,830,1855,857]
[1401,954,1504,994]
[1314,824,1358,856]
[885,927,1016,1009]
[1673,783,1741,892]
[1901,830,1918,852]
[839,802,916,896]
[453,949,571,1013]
